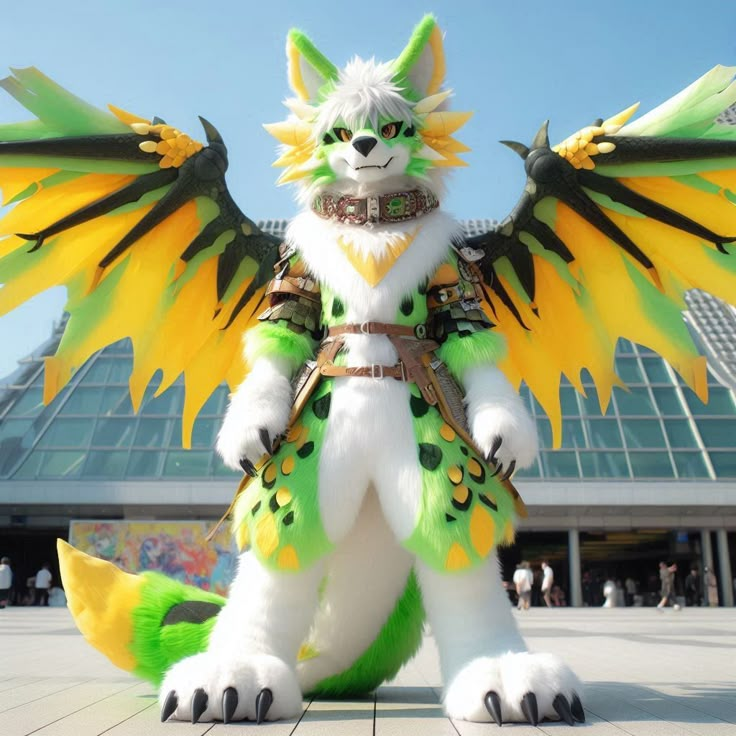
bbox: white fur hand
[464,365,538,477]
[216,357,293,472]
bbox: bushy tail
[57,539,224,685]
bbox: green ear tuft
[393,15,446,98]
[287,29,339,102]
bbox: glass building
[1,220,734,606]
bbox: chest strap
[327,322,417,337]
[319,362,408,381]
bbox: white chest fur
[287,209,462,366]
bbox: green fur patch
[288,29,339,85]
[130,572,224,685]
[403,383,517,572]
[436,331,508,385]
[308,571,425,697]
[243,321,317,375]
[392,15,437,96]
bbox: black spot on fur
[419,443,443,471]
[418,277,429,295]
[479,493,498,511]
[445,513,457,523]
[400,295,414,316]
[451,488,473,512]
[410,394,430,418]
[262,470,276,490]
[283,511,295,526]
[297,441,314,458]
[163,601,222,626]
[312,392,331,420]
[251,500,261,515]
[331,298,344,318]
[322,133,335,145]
[460,446,469,456]
[404,125,416,137]
[269,494,280,513]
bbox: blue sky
[1,0,735,377]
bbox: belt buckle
[360,321,372,335]
[371,364,385,380]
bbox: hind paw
[159,652,301,723]
[444,652,584,724]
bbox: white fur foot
[444,652,583,724]
[160,651,302,723]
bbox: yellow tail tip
[57,539,143,672]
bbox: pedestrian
[704,566,719,607]
[684,567,702,606]
[657,561,680,611]
[602,578,618,607]
[513,561,533,611]
[34,563,52,606]
[541,561,554,607]
[0,557,12,609]
[624,576,637,606]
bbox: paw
[444,652,584,725]
[159,652,302,723]
[216,360,292,471]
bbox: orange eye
[381,122,401,139]
[333,127,353,142]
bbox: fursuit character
[3,14,736,728]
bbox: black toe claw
[491,463,503,478]
[255,688,273,724]
[239,457,257,477]
[501,460,516,481]
[553,694,575,726]
[191,688,208,724]
[520,692,539,726]
[258,427,273,455]
[222,687,238,725]
[484,691,503,726]
[486,436,503,465]
[571,693,585,723]
[161,690,178,722]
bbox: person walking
[513,561,533,611]
[0,557,12,609]
[704,566,719,607]
[657,561,680,611]
[541,561,554,607]
[624,576,637,606]
[34,563,52,606]
[684,567,702,606]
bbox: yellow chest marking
[337,228,419,287]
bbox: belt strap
[319,362,408,381]
[328,322,417,337]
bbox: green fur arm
[243,321,317,377]
[436,330,508,388]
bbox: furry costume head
[264,15,472,198]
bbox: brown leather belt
[328,322,417,337]
[319,362,408,381]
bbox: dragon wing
[0,68,281,445]
[463,65,736,445]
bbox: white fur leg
[297,490,414,692]
[464,365,538,471]
[216,356,293,470]
[160,551,323,722]
[416,556,582,723]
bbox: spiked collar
[311,189,439,226]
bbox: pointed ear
[393,15,446,98]
[286,29,338,102]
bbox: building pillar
[568,528,582,607]
[716,529,734,607]
[701,529,714,572]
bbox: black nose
[352,136,377,157]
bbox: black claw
[486,435,503,465]
[239,457,257,477]
[161,690,178,722]
[484,691,503,726]
[571,693,585,723]
[222,687,238,724]
[491,463,503,478]
[520,692,539,726]
[501,460,516,481]
[258,427,273,455]
[191,688,208,724]
[255,688,273,725]
[553,694,575,726]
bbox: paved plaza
[0,606,735,735]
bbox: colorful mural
[69,520,237,596]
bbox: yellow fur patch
[337,230,418,286]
